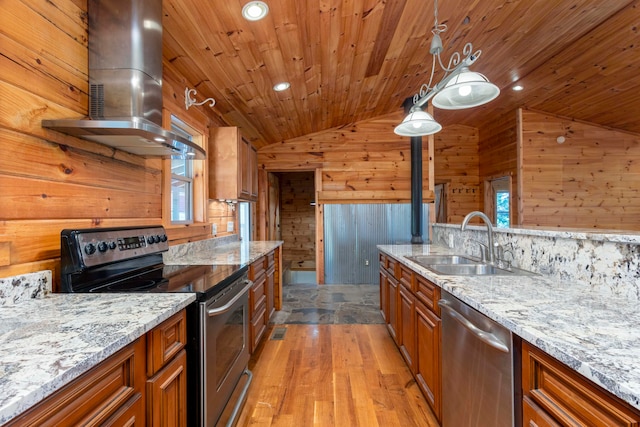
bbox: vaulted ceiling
[162,0,639,148]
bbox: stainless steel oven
[59,225,253,427]
[192,276,253,426]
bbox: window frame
[161,108,207,231]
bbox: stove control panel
[68,226,169,267]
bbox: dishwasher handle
[438,298,510,353]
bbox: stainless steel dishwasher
[439,290,517,427]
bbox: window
[239,202,251,241]
[487,176,510,228]
[170,116,194,223]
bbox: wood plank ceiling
[162,0,639,148]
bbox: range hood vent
[41,0,206,160]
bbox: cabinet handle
[439,299,509,353]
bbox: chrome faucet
[461,211,495,264]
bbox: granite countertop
[0,239,282,425]
[378,244,640,411]
[0,293,195,424]
[163,239,283,265]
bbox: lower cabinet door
[399,283,416,371]
[146,349,187,426]
[415,299,442,422]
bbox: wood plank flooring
[236,324,439,426]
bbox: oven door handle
[207,280,253,316]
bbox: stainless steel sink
[404,254,536,276]
[405,255,478,265]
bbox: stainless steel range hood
[42,0,206,160]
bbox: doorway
[273,172,316,284]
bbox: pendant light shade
[394,110,442,136]
[432,69,500,110]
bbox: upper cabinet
[209,127,258,201]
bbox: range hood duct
[42,0,205,159]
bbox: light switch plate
[227,221,234,232]
[211,224,217,235]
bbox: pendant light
[394,0,500,136]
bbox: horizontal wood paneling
[0,0,223,279]
[520,110,640,229]
[259,111,434,201]
[434,125,481,223]
[478,110,519,225]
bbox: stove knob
[84,243,96,255]
[97,241,108,252]
[154,235,161,243]
[160,234,167,242]
[147,236,155,244]
[108,241,117,250]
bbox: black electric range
[59,225,247,300]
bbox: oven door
[198,278,253,427]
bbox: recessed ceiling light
[242,1,269,21]
[512,85,524,91]
[273,82,290,92]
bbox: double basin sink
[405,254,536,276]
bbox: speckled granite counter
[378,243,640,412]
[0,292,195,424]
[163,239,283,266]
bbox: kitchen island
[378,243,640,414]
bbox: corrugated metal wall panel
[324,204,430,284]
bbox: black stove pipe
[410,136,423,244]
[402,98,423,244]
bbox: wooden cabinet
[379,253,442,423]
[266,251,276,320]
[522,341,640,426]
[387,273,399,345]
[5,337,147,427]
[415,298,442,422]
[249,255,268,353]
[379,256,389,323]
[146,310,188,427]
[209,126,258,201]
[248,249,281,353]
[399,281,415,370]
[6,310,188,427]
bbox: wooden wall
[258,111,435,204]
[277,172,316,264]
[520,110,640,230]
[0,0,230,281]
[478,110,520,225]
[434,124,481,223]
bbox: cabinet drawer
[415,275,440,316]
[522,341,640,426]
[249,256,266,279]
[250,303,267,353]
[379,253,387,267]
[146,310,187,377]
[251,274,267,313]
[6,338,146,427]
[523,396,560,427]
[387,257,398,278]
[399,264,413,291]
[266,251,275,268]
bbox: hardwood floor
[236,324,439,426]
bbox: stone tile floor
[270,283,384,324]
